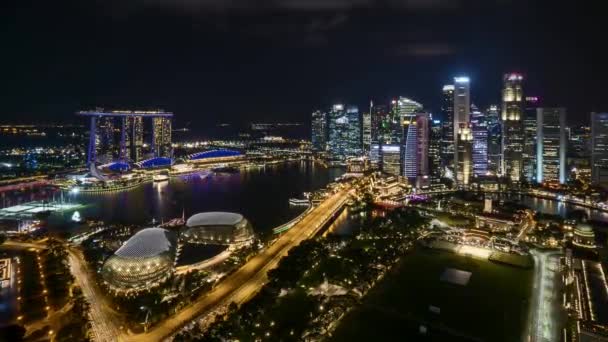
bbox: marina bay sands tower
[77,109,173,166]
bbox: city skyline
[3,2,608,342]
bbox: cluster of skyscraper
[311,73,595,189]
[78,109,173,166]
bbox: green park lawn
[331,247,533,342]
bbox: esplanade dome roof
[115,227,176,259]
[186,212,244,227]
[575,222,593,233]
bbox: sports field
[331,247,533,342]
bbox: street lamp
[140,306,151,332]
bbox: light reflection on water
[511,195,608,222]
[40,162,345,235]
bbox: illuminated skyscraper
[371,103,389,144]
[569,125,591,184]
[327,104,361,159]
[569,125,591,158]
[441,85,455,168]
[523,97,539,182]
[126,116,144,162]
[79,109,173,167]
[415,112,430,187]
[370,143,381,169]
[153,117,172,158]
[591,112,608,187]
[453,77,470,184]
[429,119,442,186]
[501,73,525,182]
[311,110,327,151]
[362,109,372,153]
[486,105,502,175]
[456,123,473,187]
[388,97,422,145]
[536,108,566,184]
[401,112,430,187]
[95,116,116,163]
[381,144,401,176]
[402,115,418,179]
[470,106,488,176]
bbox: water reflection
[45,162,344,235]
[502,194,608,222]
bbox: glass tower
[523,97,539,182]
[453,77,471,186]
[327,104,361,159]
[536,108,566,183]
[486,105,502,175]
[441,85,455,169]
[501,73,525,183]
[456,123,473,188]
[471,106,488,176]
[311,110,327,152]
[591,112,608,187]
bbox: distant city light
[69,187,80,194]
[454,76,470,83]
[526,96,539,102]
[507,73,523,81]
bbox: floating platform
[0,201,81,219]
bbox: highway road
[528,249,561,342]
[121,188,351,342]
[67,247,123,342]
[1,240,48,250]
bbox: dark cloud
[131,0,500,12]
[390,43,457,57]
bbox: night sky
[2,0,606,130]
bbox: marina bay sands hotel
[77,109,173,166]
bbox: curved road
[63,188,350,341]
[122,188,350,341]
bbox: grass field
[331,247,533,342]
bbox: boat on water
[289,198,310,206]
[153,174,169,182]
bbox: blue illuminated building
[189,149,242,161]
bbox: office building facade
[522,96,540,182]
[456,123,473,187]
[152,117,172,158]
[311,110,327,151]
[486,105,502,175]
[501,73,525,182]
[429,119,442,185]
[591,112,608,187]
[327,104,361,159]
[471,106,488,176]
[536,108,566,183]
[441,85,455,169]
[453,77,471,185]
[362,110,372,153]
